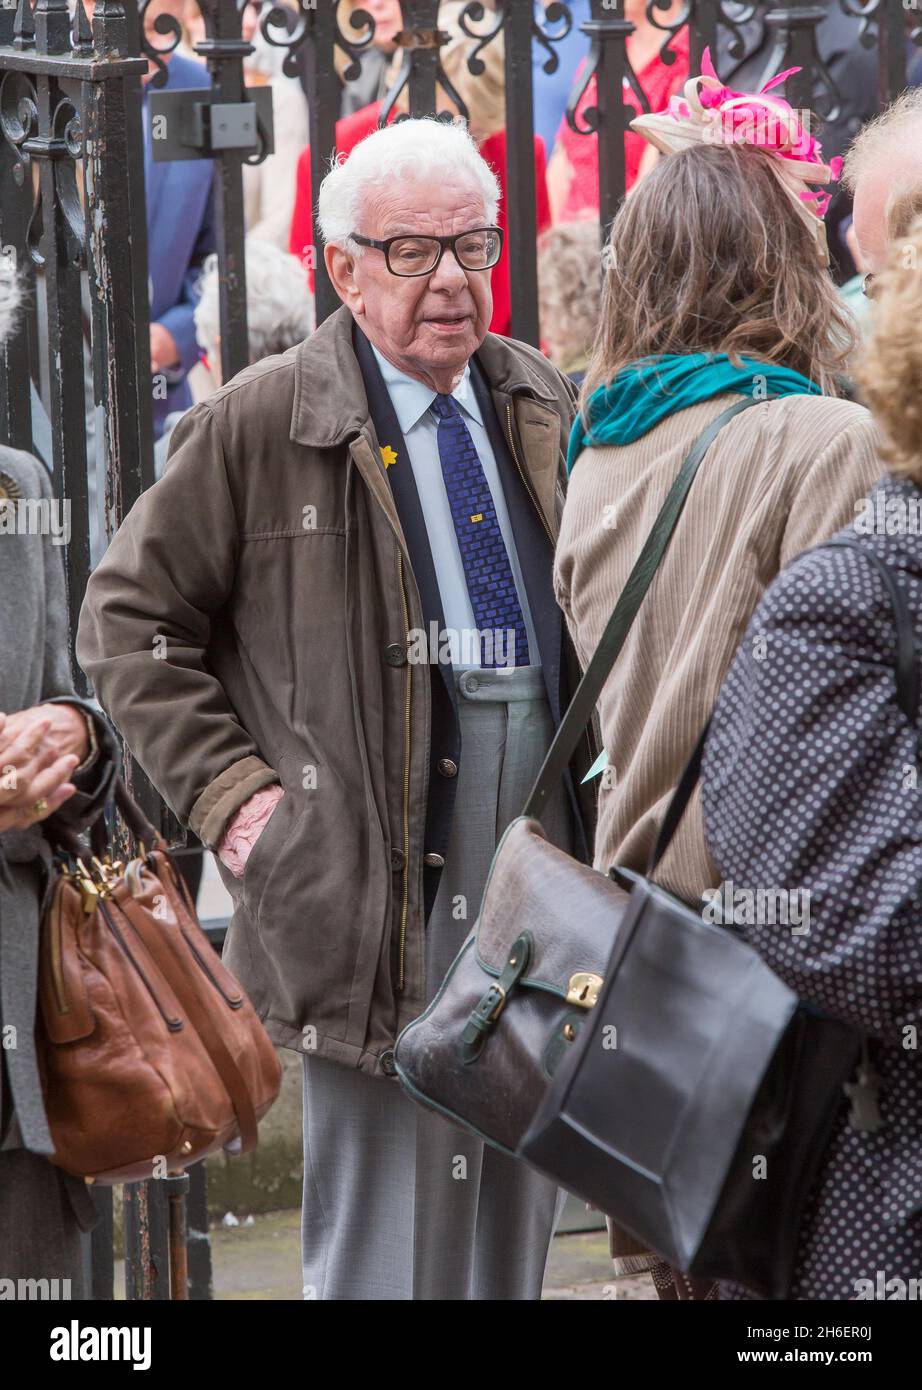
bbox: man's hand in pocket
[216,785,285,878]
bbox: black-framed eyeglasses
[351,226,504,277]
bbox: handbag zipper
[179,922,244,1009]
[156,853,246,1008]
[49,886,68,1015]
[100,900,184,1032]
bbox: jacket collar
[289,305,555,450]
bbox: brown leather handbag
[37,780,281,1184]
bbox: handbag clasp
[566,973,603,1009]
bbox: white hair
[0,255,22,347]
[842,87,922,193]
[193,239,314,367]
[317,117,501,257]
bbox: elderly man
[78,118,594,1300]
[844,86,922,277]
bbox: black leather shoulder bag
[520,536,916,1298]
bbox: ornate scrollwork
[533,2,573,77]
[0,70,39,170]
[0,69,39,263]
[644,0,691,69]
[259,3,309,81]
[139,0,184,90]
[51,92,86,268]
[0,72,84,269]
[566,4,649,138]
[336,5,380,85]
[838,0,881,50]
[457,2,503,79]
[378,2,500,130]
[840,0,922,57]
[714,1,761,63]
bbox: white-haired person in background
[844,86,922,285]
[78,117,595,1300]
[154,237,313,475]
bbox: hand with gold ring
[0,709,81,834]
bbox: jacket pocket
[241,791,302,921]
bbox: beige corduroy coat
[554,392,883,904]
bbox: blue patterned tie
[430,392,530,668]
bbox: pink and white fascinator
[630,48,842,265]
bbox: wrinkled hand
[0,707,82,832]
[217,785,285,879]
[150,322,180,374]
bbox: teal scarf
[567,353,821,474]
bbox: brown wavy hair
[580,143,856,415]
[855,219,922,484]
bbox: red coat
[289,102,550,338]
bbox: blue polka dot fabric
[702,475,922,1300]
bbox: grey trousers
[301,664,571,1300]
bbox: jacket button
[423,852,445,868]
[384,643,407,667]
[390,848,406,871]
[380,1049,397,1076]
[437,758,458,778]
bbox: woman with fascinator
[554,54,881,1300]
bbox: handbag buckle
[566,972,603,1009]
[460,933,533,1064]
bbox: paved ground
[198,1208,656,1301]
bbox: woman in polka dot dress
[702,227,922,1300]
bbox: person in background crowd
[531,0,590,157]
[154,238,314,474]
[193,240,315,389]
[701,219,922,1302]
[554,72,880,1301]
[0,264,119,1298]
[537,221,600,383]
[289,0,551,337]
[547,0,689,222]
[134,0,216,441]
[844,87,922,282]
[78,118,596,1301]
[837,222,873,341]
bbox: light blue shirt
[372,345,537,669]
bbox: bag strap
[647,539,921,876]
[53,775,164,865]
[523,396,766,823]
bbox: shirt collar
[371,344,483,433]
